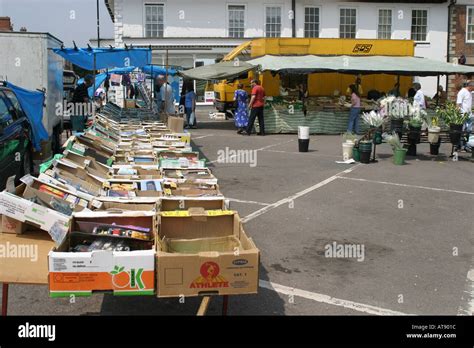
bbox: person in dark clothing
[244,79,265,136]
[407,87,416,99]
[71,75,93,132]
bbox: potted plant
[362,110,385,145]
[385,132,407,165]
[381,96,407,139]
[427,115,441,155]
[436,101,470,146]
[407,112,425,145]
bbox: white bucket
[428,127,441,144]
[298,126,310,140]
[342,142,354,161]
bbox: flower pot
[428,126,441,144]
[298,139,310,152]
[342,142,354,161]
[407,125,421,145]
[393,148,408,165]
[373,128,383,145]
[352,147,360,162]
[359,141,372,164]
[430,142,440,155]
[449,124,463,145]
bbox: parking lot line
[259,280,411,315]
[336,176,474,196]
[208,139,295,164]
[226,197,270,206]
[192,134,215,140]
[241,165,360,223]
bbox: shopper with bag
[233,83,249,134]
[185,83,197,129]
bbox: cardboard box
[159,158,207,169]
[125,99,136,109]
[0,230,55,284]
[97,201,158,212]
[159,197,226,211]
[111,167,162,180]
[48,211,156,297]
[1,215,28,234]
[167,116,184,133]
[156,151,200,161]
[61,151,110,180]
[156,209,259,297]
[162,182,221,197]
[0,185,70,245]
[161,168,217,185]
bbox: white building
[96,0,450,98]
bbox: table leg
[222,295,229,316]
[2,283,9,316]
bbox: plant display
[408,105,426,128]
[361,110,385,128]
[379,96,410,120]
[384,132,403,152]
[436,101,470,125]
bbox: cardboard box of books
[48,211,156,297]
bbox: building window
[145,4,164,38]
[340,8,356,38]
[265,6,281,38]
[411,9,428,42]
[304,7,320,38]
[228,5,245,38]
[377,9,392,39]
[468,6,474,42]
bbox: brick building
[447,0,474,99]
[0,17,13,31]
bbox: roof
[179,61,255,80]
[105,0,114,22]
[247,55,474,76]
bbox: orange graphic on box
[190,261,229,289]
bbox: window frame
[339,7,358,39]
[410,8,429,43]
[264,5,283,38]
[227,3,247,39]
[304,6,321,38]
[467,6,474,43]
[377,8,393,40]
[143,2,165,38]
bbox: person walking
[346,84,361,134]
[160,76,175,115]
[456,81,474,151]
[233,83,249,134]
[244,79,265,136]
[185,83,197,129]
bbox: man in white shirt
[456,81,474,150]
[412,82,426,109]
[159,76,175,115]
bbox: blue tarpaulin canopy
[53,47,152,70]
[6,82,48,151]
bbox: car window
[2,90,25,120]
[0,97,14,128]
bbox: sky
[0,0,114,46]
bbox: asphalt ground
[2,106,473,316]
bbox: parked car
[0,85,32,190]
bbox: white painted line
[208,139,294,164]
[262,149,339,158]
[226,197,270,206]
[241,165,360,223]
[337,176,474,196]
[259,280,411,316]
[192,134,214,140]
[458,261,474,315]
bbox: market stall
[181,55,474,134]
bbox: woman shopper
[347,84,361,134]
[233,83,249,134]
[185,83,197,129]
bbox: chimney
[0,17,13,31]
